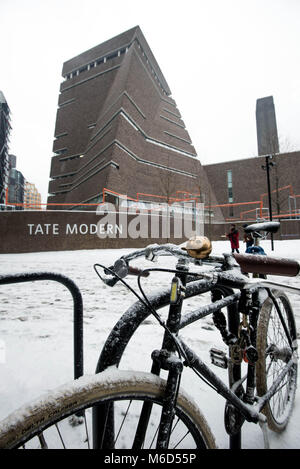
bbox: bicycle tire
[256,290,298,432]
[0,368,216,449]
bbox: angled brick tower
[48,26,223,222]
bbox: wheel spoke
[149,421,159,449]
[38,432,48,449]
[114,400,132,446]
[84,412,90,449]
[173,429,190,449]
[55,423,66,449]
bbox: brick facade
[204,151,300,222]
[47,27,223,223]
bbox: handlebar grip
[128,266,150,277]
[113,259,149,278]
[234,253,300,277]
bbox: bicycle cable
[94,263,220,393]
[136,268,220,393]
[94,263,184,357]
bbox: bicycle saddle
[182,235,212,259]
[244,221,280,234]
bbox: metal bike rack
[0,272,84,380]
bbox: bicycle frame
[177,336,296,424]
[93,248,300,449]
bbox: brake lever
[98,259,129,286]
[95,257,150,288]
[94,264,120,287]
[103,276,119,287]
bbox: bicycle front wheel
[0,369,216,449]
[256,290,298,432]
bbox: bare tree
[158,156,177,242]
[265,134,295,216]
[257,124,295,216]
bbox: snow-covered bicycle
[0,222,298,449]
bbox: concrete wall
[0,211,200,254]
[1,211,299,254]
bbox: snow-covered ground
[0,239,299,449]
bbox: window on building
[79,65,88,74]
[107,51,118,60]
[227,170,233,203]
[55,148,67,156]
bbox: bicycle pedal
[210,348,228,369]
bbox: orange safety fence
[5,187,202,210]
[3,187,266,219]
[260,184,294,204]
[4,186,300,220]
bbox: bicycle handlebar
[234,253,300,277]
[121,243,225,265]
[96,242,300,295]
[111,258,150,278]
[97,257,150,287]
[128,266,150,277]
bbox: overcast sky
[2,0,300,204]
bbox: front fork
[152,351,184,449]
[151,258,189,449]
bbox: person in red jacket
[226,224,240,253]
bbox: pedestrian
[226,224,240,253]
[242,224,254,251]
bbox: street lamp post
[262,155,275,251]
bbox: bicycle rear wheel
[256,291,298,432]
[0,369,216,449]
